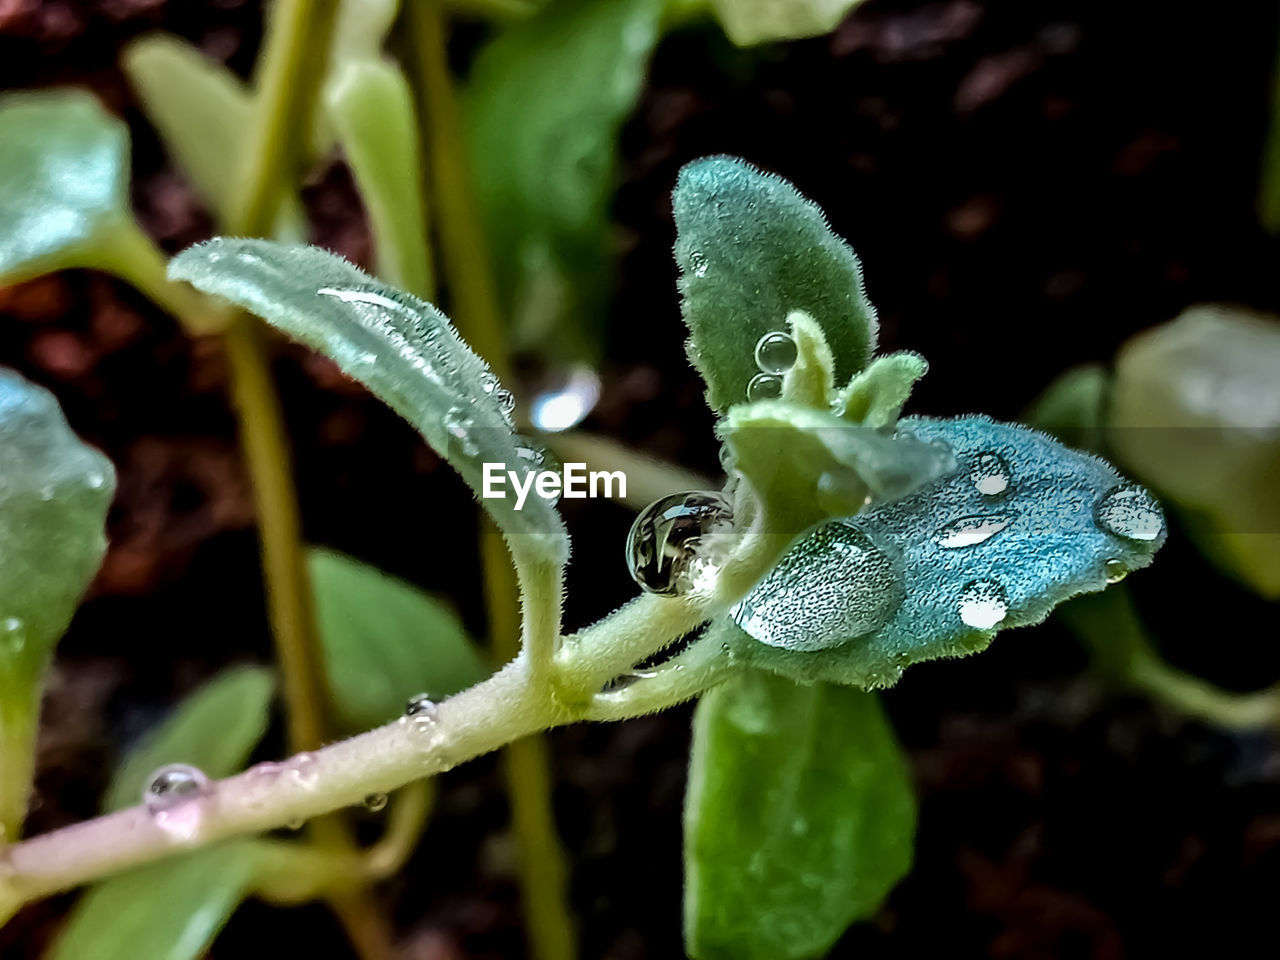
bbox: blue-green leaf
[310,548,489,731]
[0,368,114,838]
[467,0,663,357]
[674,156,878,412]
[728,415,1166,688]
[685,668,915,960]
[168,239,569,563]
[102,665,274,813]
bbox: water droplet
[1,617,24,654]
[288,752,319,789]
[1104,558,1129,584]
[971,452,1011,496]
[626,491,734,597]
[86,470,106,490]
[1095,485,1164,542]
[733,522,903,650]
[689,250,709,278]
[529,366,601,433]
[932,515,1011,549]
[404,694,438,720]
[754,331,798,374]
[958,580,1008,629]
[143,764,209,810]
[443,406,478,458]
[480,372,499,395]
[284,817,305,831]
[746,373,783,401]
[363,793,388,812]
[495,388,516,418]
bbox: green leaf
[103,665,274,813]
[309,548,489,731]
[674,156,878,413]
[49,841,265,960]
[780,310,834,409]
[0,90,131,283]
[1108,305,1280,598]
[711,0,866,46]
[1024,363,1107,453]
[727,416,1166,689]
[0,368,114,838]
[685,668,915,960]
[720,399,954,533]
[123,34,305,239]
[836,351,928,429]
[168,238,569,563]
[327,60,434,297]
[467,0,663,358]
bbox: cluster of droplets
[746,330,798,401]
[143,763,210,843]
[625,491,735,597]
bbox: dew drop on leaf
[626,491,734,597]
[1095,484,1164,542]
[142,763,209,811]
[1104,558,1130,584]
[443,406,478,458]
[746,372,783,401]
[288,752,318,789]
[754,331,798,375]
[732,521,904,651]
[957,579,1008,629]
[932,515,1010,549]
[363,793,388,813]
[970,451,1011,496]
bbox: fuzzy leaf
[103,665,274,813]
[780,310,834,409]
[674,156,877,412]
[467,0,663,357]
[168,239,568,561]
[711,0,867,46]
[122,34,305,239]
[1109,305,1280,598]
[720,400,954,534]
[0,368,114,837]
[685,668,914,960]
[327,60,434,297]
[49,841,265,960]
[0,90,131,283]
[836,351,928,428]
[310,548,489,731]
[729,416,1166,688]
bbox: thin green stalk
[403,5,576,954]
[0,689,36,843]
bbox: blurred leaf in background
[466,0,664,360]
[710,0,867,46]
[684,670,915,960]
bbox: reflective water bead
[363,793,388,813]
[495,388,516,418]
[404,693,438,721]
[288,752,319,788]
[443,406,479,458]
[143,763,209,811]
[1095,485,1164,542]
[626,491,734,596]
[754,331,798,375]
[958,580,1008,629]
[932,515,1011,549]
[970,452,1011,496]
[689,250,709,278]
[746,373,783,401]
[1104,558,1130,584]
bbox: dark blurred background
[3,1,1280,957]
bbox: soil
[2,1,1280,958]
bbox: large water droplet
[143,764,209,810]
[746,373,783,401]
[626,491,734,597]
[288,752,319,789]
[754,331,798,375]
[404,693,438,720]
[733,522,903,651]
[932,515,1011,549]
[958,580,1008,629]
[443,406,478,458]
[1095,485,1164,542]
[1104,558,1129,584]
[363,793,388,813]
[970,452,1011,496]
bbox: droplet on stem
[626,491,734,597]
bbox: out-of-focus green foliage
[685,669,914,960]
[169,238,569,560]
[467,0,664,358]
[710,0,867,46]
[55,666,277,960]
[674,156,878,412]
[310,548,489,731]
[1024,363,1107,454]
[1109,305,1280,598]
[0,368,114,838]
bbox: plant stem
[404,4,576,956]
[0,688,36,843]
